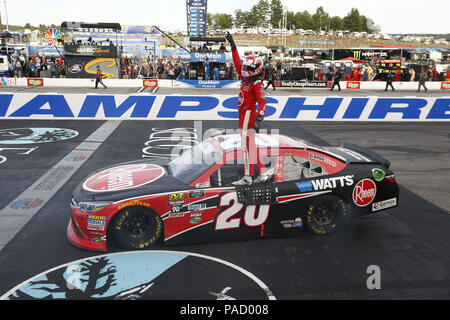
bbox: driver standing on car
[225,31,267,186]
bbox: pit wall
[1,77,450,90]
[0,92,448,121]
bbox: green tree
[297,11,314,30]
[212,14,234,29]
[343,8,362,31]
[312,6,330,31]
[270,0,283,28]
[329,16,344,31]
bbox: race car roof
[211,133,307,151]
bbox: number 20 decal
[215,192,270,231]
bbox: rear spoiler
[342,143,391,169]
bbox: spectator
[417,68,428,92]
[213,65,220,80]
[344,64,352,81]
[409,67,416,81]
[432,68,439,81]
[446,68,450,81]
[204,57,210,80]
[330,67,341,91]
[95,65,107,89]
[384,71,395,91]
[367,65,374,81]
[395,69,401,82]
[265,68,276,91]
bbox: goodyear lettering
[0,94,449,120]
[118,201,151,210]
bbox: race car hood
[72,159,189,202]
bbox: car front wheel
[110,206,163,249]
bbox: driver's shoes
[232,175,253,186]
[253,174,269,184]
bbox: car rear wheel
[110,206,163,249]
[306,195,347,235]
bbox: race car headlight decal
[73,201,113,213]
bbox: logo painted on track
[0,128,79,145]
[1,251,276,300]
[352,179,377,207]
[83,163,165,192]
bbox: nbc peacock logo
[45,28,62,39]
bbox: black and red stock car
[67,133,399,251]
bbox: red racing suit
[232,48,267,177]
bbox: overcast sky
[1,0,448,34]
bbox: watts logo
[168,193,185,201]
[84,58,117,79]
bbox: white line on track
[0,120,122,251]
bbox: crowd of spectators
[11,54,66,78]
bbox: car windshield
[168,139,222,184]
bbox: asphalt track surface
[0,87,449,300]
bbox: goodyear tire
[306,195,347,235]
[110,206,163,250]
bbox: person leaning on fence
[417,68,428,92]
[95,65,107,89]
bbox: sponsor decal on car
[168,192,185,201]
[168,192,186,206]
[195,182,210,188]
[352,179,377,207]
[295,175,354,192]
[280,217,303,228]
[87,215,107,231]
[190,217,202,224]
[118,200,151,210]
[188,203,206,211]
[372,168,386,182]
[309,152,337,167]
[372,198,397,212]
[83,164,164,192]
[189,190,205,199]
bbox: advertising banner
[441,82,450,90]
[28,46,64,58]
[190,52,226,63]
[66,56,119,79]
[346,82,361,89]
[27,79,44,87]
[1,94,449,121]
[143,79,158,88]
[64,45,119,57]
[174,80,239,88]
[275,80,328,88]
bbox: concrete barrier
[1,77,450,91]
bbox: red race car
[67,133,399,251]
